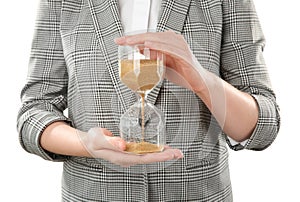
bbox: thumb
[87,127,126,151]
[105,136,127,151]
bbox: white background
[0,0,299,201]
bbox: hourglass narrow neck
[136,91,149,102]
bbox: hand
[78,127,183,167]
[114,30,208,94]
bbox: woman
[17,0,280,201]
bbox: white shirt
[118,0,248,147]
[118,0,161,34]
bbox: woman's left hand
[114,30,207,94]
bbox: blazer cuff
[18,110,72,161]
[244,94,280,150]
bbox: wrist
[40,121,91,157]
[194,71,217,104]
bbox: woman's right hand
[78,127,183,167]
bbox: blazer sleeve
[17,0,70,161]
[220,0,280,150]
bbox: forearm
[196,71,258,142]
[40,122,91,157]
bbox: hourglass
[118,44,166,154]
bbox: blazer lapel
[157,0,191,32]
[147,0,192,103]
[88,0,137,115]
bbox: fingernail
[176,151,184,159]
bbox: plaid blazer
[17,0,280,201]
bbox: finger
[144,40,192,66]
[141,148,184,163]
[122,148,183,166]
[114,32,158,45]
[86,128,126,151]
[106,137,126,151]
[115,30,184,50]
[101,128,113,137]
[144,40,207,78]
[88,127,113,137]
[92,147,183,167]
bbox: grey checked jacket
[17,0,280,201]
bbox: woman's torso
[60,0,231,201]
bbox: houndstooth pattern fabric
[17,0,280,201]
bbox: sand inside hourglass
[120,59,164,154]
